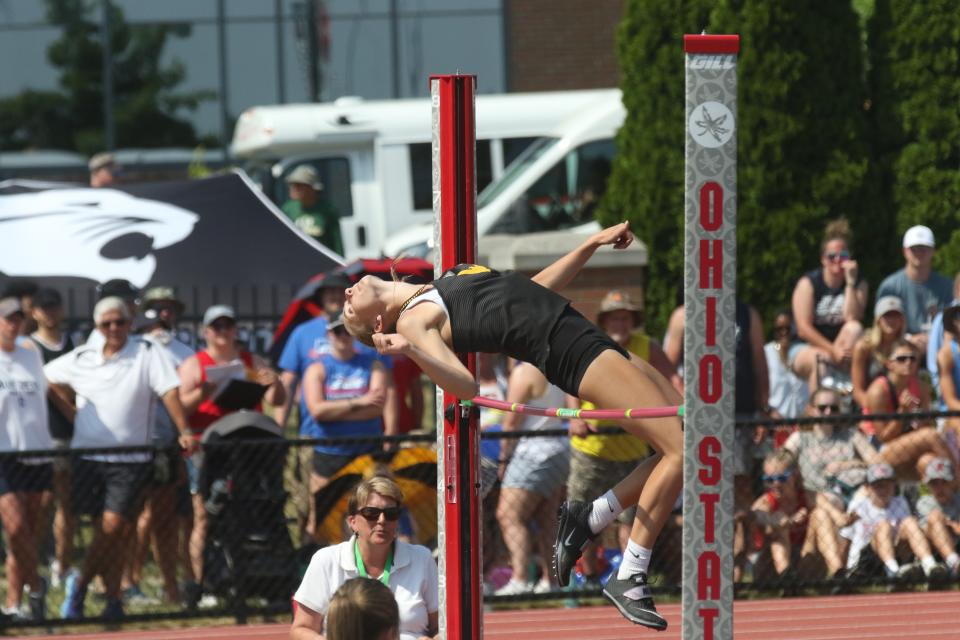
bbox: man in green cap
[282,165,344,256]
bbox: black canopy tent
[0,171,342,334]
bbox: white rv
[383,89,625,260]
[230,89,620,260]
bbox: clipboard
[214,379,268,411]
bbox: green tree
[597,0,712,335]
[867,0,960,271]
[0,0,212,154]
[602,1,877,334]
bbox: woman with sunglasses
[301,313,388,543]
[0,297,54,620]
[863,339,954,478]
[851,296,906,409]
[790,218,868,389]
[291,476,438,640]
[178,304,285,604]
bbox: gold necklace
[397,284,428,317]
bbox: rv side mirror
[357,225,366,247]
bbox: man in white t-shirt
[44,296,194,621]
[840,462,946,586]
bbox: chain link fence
[1,409,959,631]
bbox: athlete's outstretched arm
[531,222,633,292]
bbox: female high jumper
[342,222,683,631]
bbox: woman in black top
[343,222,682,630]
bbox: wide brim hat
[596,289,643,325]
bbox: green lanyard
[354,538,393,586]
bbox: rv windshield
[477,137,559,209]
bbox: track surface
[17,592,960,639]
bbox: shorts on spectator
[52,438,71,473]
[150,448,182,487]
[0,459,53,495]
[502,450,569,499]
[311,451,356,479]
[567,448,642,525]
[186,454,202,494]
[71,458,151,520]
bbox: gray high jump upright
[681,34,739,640]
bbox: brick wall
[516,265,645,330]
[505,0,623,91]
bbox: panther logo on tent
[0,188,199,287]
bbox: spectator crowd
[3,215,960,628]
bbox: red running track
[18,592,960,640]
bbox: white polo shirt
[294,538,439,640]
[0,345,53,457]
[44,337,180,461]
[840,490,911,570]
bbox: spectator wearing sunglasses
[291,476,438,640]
[877,225,953,357]
[749,450,809,584]
[851,296,907,409]
[791,219,867,389]
[765,310,809,421]
[301,313,388,544]
[935,300,960,425]
[178,305,285,602]
[43,296,194,620]
[862,339,954,479]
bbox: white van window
[477,137,559,209]
[487,138,616,234]
[274,158,354,219]
[409,141,494,211]
[502,137,540,167]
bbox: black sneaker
[602,572,668,631]
[553,501,597,587]
[27,576,47,621]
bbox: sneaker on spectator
[602,572,668,631]
[198,594,219,609]
[890,563,923,592]
[553,501,597,587]
[494,578,535,596]
[533,578,553,594]
[26,577,47,621]
[60,570,86,620]
[123,584,159,607]
[926,562,950,588]
[101,598,124,621]
[182,580,202,610]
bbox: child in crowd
[916,457,960,576]
[840,463,946,585]
[750,450,808,582]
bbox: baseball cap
[866,462,896,484]
[96,279,140,302]
[284,165,324,191]
[874,296,904,319]
[33,287,63,309]
[327,312,346,331]
[903,225,935,249]
[944,299,960,328]
[597,290,643,325]
[321,271,352,291]
[203,304,236,327]
[923,457,955,483]
[0,297,22,318]
[142,286,185,313]
[88,152,118,173]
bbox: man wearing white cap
[281,164,343,255]
[877,225,953,354]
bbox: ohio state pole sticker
[681,35,738,640]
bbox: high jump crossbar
[464,396,684,420]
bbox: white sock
[587,490,622,535]
[617,539,652,580]
[884,559,900,576]
[921,555,938,575]
[946,553,959,571]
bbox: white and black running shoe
[602,572,668,631]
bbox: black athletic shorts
[311,451,356,479]
[0,460,53,495]
[543,305,629,395]
[71,458,152,520]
